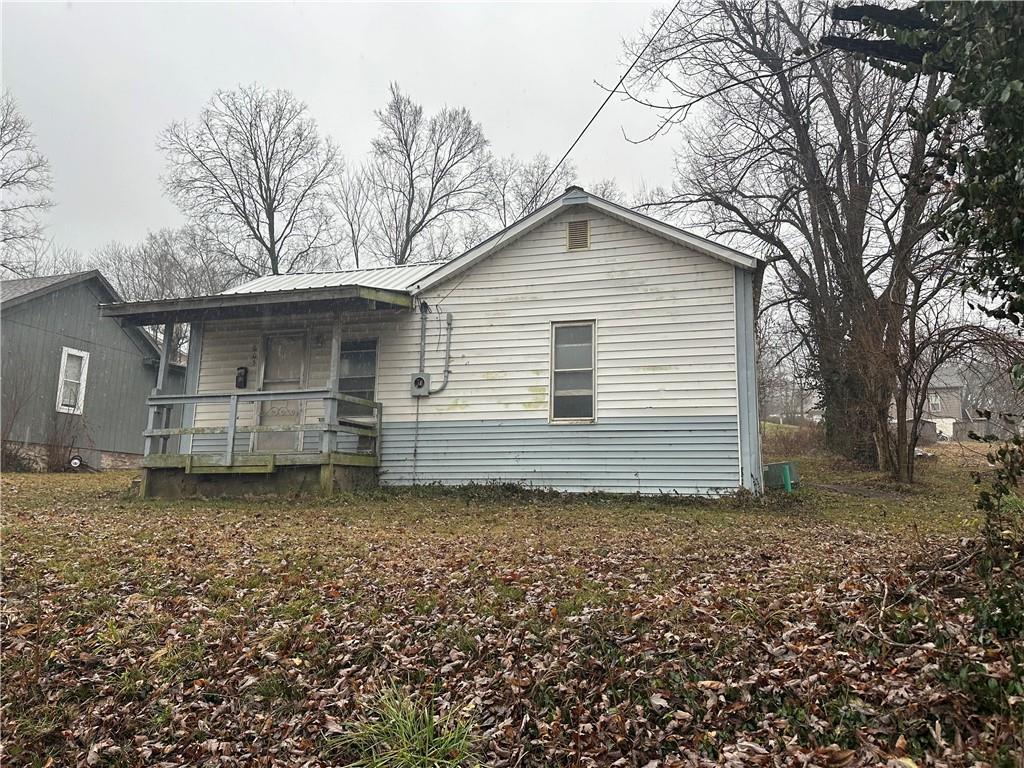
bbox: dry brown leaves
[0,471,1018,767]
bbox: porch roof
[99,283,414,326]
[221,262,442,295]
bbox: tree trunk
[821,374,881,465]
[888,375,920,483]
[818,324,897,469]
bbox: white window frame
[928,392,942,411]
[549,320,596,424]
[56,346,90,415]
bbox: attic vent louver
[566,220,590,251]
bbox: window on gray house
[56,347,89,415]
[551,321,595,421]
[338,339,377,419]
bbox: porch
[98,276,422,498]
[139,388,382,498]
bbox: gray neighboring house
[1,270,185,470]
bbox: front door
[257,333,306,452]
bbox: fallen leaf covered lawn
[1,457,1020,766]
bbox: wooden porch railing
[143,389,382,466]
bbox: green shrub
[974,436,1024,552]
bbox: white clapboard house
[102,187,762,498]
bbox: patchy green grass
[324,687,479,768]
[1,454,1018,766]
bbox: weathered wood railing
[143,389,382,466]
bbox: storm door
[337,339,378,421]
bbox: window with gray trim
[551,321,594,421]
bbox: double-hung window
[551,321,595,422]
[56,347,89,415]
[338,339,378,419]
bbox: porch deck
[139,388,382,498]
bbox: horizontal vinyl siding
[192,315,343,453]
[376,209,738,423]
[376,209,741,492]
[380,417,740,494]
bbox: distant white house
[102,187,763,497]
[921,368,967,438]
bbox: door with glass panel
[337,340,377,451]
[256,333,306,452]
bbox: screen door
[337,339,378,421]
[257,333,306,452]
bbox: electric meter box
[410,372,431,397]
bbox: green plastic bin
[763,462,800,492]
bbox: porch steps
[187,455,275,474]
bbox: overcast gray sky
[3,1,675,256]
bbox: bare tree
[364,83,489,265]
[0,92,53,276]
[160,85,339,276]
[625,0,957,471]
[93,226,238,301]
[587,178,627,205]
[91,225,239,351]
[6,237,83,278]
[481,153,577,229]
[893,298,1024,479]
[964,355,1024,437]
[333,87,625,266]
[332,164,372,269]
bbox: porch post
[156,322,174,390]
[322,316,342,455]
[144,405,159,457]
[145,322,174,457]
[224,394,238,465]
[158,323,174,454]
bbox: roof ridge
[0,269,94,285]
[257,261,449,278]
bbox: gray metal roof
[222,263,443,295]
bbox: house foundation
[139,452,377,499]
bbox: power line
[522,0,682,215]
[436,1,681,307]
[1,316,155,357]
[434,5,834,309]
